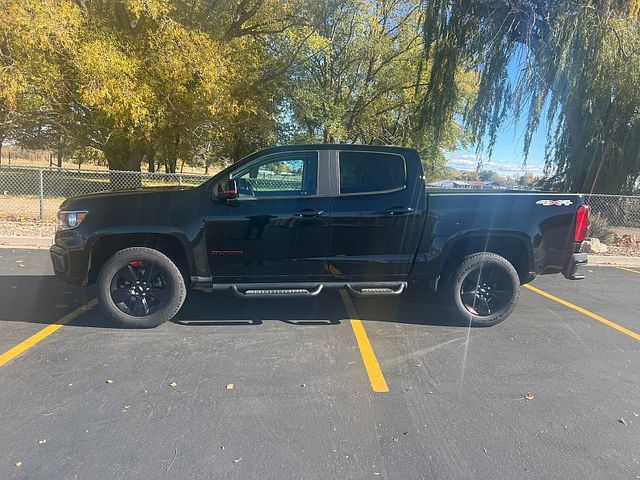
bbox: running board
[231,284,323,298]
[346,282,406,296]
[210,281,408,298]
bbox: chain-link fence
[0,165,210,226]
[2,165,640,234]
[583,194,640,228]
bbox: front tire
[445,252,520,327]
[97,247,186,328]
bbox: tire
[97,247,187,328]
[445,252,520,327]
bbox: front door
[205,150,331,281]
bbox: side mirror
[215,179,238,200]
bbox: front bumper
[563,252,588,280]
[50,243,90,286]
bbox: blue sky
[447,117,548,177]
[447,49,549,178]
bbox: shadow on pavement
[0,275,466,329]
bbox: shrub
[588,212,613,243]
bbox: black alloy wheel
[110,260,169,317]
[97,247,187,328]
[459,265,514,317]
[447,252,520,327]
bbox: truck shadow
[0,275,467,329]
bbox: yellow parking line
[523,284,640,342]
[617,266,640,274]
[0,299,97,368]
[339,290,389,393]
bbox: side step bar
[346,282,406,296]
[212,281,408,298]
[231,284,324,298]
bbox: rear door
[204,150,331,281]
[327,149,425,280]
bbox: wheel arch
[88,233,192,285]
[437,233,533,289]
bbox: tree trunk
[103,141,145,189]
[147,148,155,173]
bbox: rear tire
[445,252,520,327]
[97,247,186,328]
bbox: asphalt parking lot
[1,248,639,480]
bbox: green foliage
[588,212,613,242]
[1,0,474,174]
[283,0,476,175]
[5,0,638,192]
[418,0,640,193]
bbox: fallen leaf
[15,461,22,468]
[226,383,234,390]
[38,439,47,445]
[105,379,113,384]
[523,392,534,400]
[233,458,241,463]
[618,417,627,426]
[169,381,177,388]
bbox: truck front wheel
[97,247,187,328]
[446,252,520,327]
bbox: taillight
[574,205,590,242]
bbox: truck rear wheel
[97,247,186,328]
[446,252,520,327]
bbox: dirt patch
[0,221,56,238]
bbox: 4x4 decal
[536,199,573,206]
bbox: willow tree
[418,0,640,193]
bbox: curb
[587,255,640,267]
[0,235,54,249]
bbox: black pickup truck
[50,144,589,328]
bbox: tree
[0,0,82,161]
[283,0,477,177]
[417,0,640,193]
[479,170,497,182]
[4,0,231,179]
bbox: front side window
[339,151,406,194]
[231,152,318,197]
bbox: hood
[59,185,193,210]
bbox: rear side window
[339,151,405,194]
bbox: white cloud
[447,154,544,176]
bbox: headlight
[57,210,88,231]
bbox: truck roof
[245,144,418,157]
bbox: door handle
[294,209,324,217]
[385,207,413,216]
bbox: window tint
[339,151,405,194]
[232,153,318,197]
